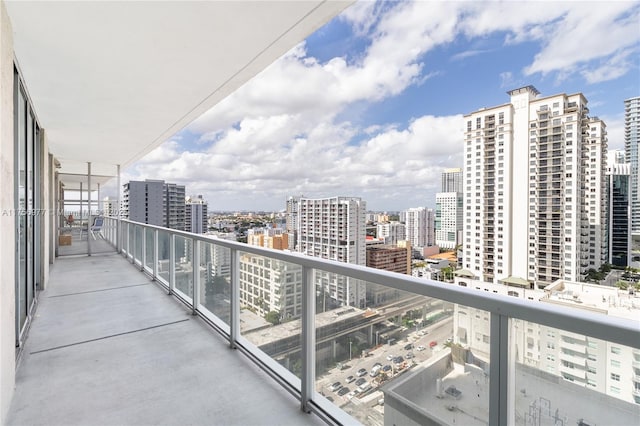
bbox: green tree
[615,281,629,290]
[600,263,612,273]
[441,266,454,282]
[585,268,604,282]
[265,311,280,325]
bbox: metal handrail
[102,216,640,426]
[111,217,638,348]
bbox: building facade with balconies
[463,86,608,287]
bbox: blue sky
[119,0,640,212]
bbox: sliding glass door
[15,67,41,348]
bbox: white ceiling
[6,0,353,176]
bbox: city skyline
[109,1,639,211]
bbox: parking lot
[317,316,454,409]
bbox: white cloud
[451,49,491,61]
[581,48,638,84]
[126,0,638,210]
[523,3,640,77]
[130,112,463,210]
[499,71,515,88]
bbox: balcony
[9,219,640,426]
[7,248,321,426]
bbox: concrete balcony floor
[7,253,324,426]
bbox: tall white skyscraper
[436,168,463,250]
[435,192,463,249]
[285,195,301,250]
[625,97,640,233]
[297,196,366,308]
[404,207,435,249]
[463,86,607,287]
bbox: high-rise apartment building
[441,167,463,193]
[463,86,607,286]
[608,163,631,267]
[124,180,186,230]
[242,235,301,321]
[404,207,435,249]
[436,169,463,250]
[164,183,186,231]
[625,97,640,233]
[450,278,639,406]
[377,221,406,245]
[285,195,301,251]
[124,180,165,226]
[297,196,366,308]
[435,192,463,249]
[185,195,208,234]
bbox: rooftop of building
[543,280,640,322]
[383,351,640,426]
[428,252,458,263]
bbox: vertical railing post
[229,248,240,349]
[152,229,158,281]
[87,162,92,257]
[169,233,175,295]
[301,266,316,413]
[489,312,509,426]
[140,226,146,271]
[125,222,130,258]
[131,225,136,265]
[192,239,200,315]
[116,164,121,253]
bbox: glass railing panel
[238,251,303,379]
[313,276,488,425]
[174,235,193,304]
[144,228,154,271]
[197,241,231,327]
[134,224,143,265]
[510,321,640,425]
[156,230,170,285]
[126,222,133,258]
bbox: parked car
[347,389,360,400]
[404,343,413,350]
[355,377,366,387]
[382,364,392,373]
[345,375,355,384]
[369,364,382,377]
[429,340,437,348]
[405,352,414,359]
[416,345,426,351]
[337,386,350,396]
[329,381,342,392]
[386,354,394,361]
[359,383,372,393]
[356,368,367,377]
